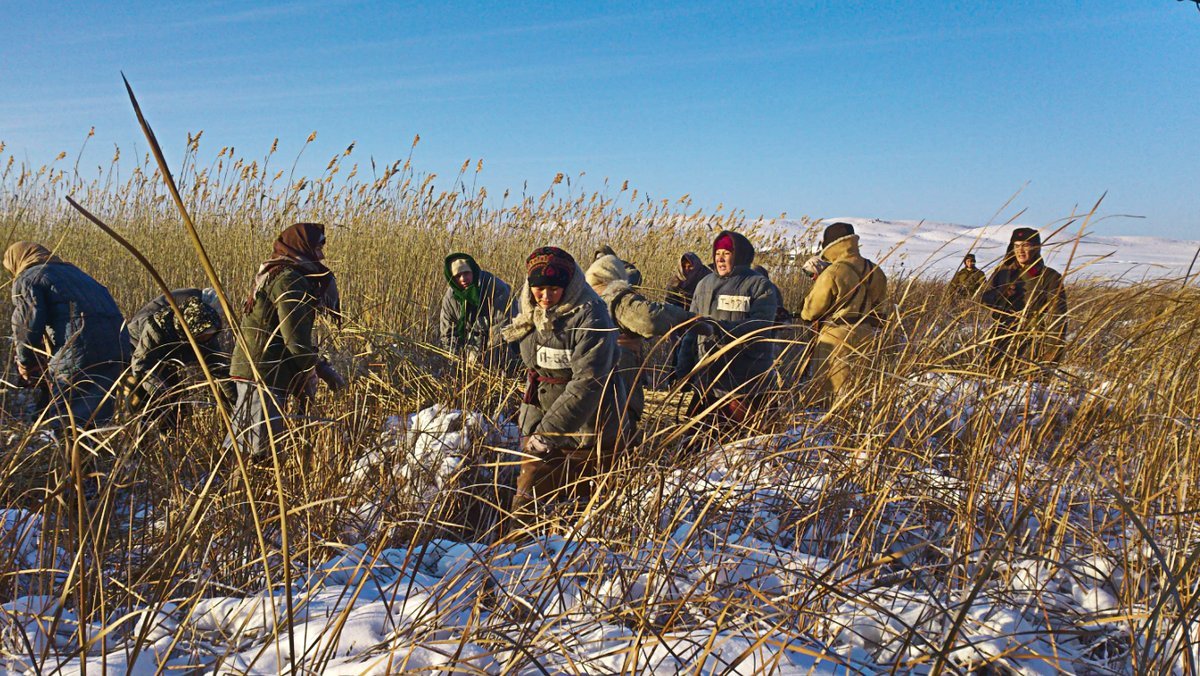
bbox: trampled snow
[3,394,1175,674]
[758,217,1200,282]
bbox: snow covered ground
[760,218,1200,282]
[3,383,1186,674]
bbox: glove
[523,435,552,456]
[316,359,347,392]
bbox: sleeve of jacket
[489,279,513,331]
[11,276,49,367]
[981,269,1012,311]
[438,289,458,349]
[535,321,614,440]
[616,293,693,338]
[275,276,319,379]
[800,270,837,322]
[130,319,168,374]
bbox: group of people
[5,220,1067,517]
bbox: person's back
[231,266,319,392]
[12,261,129,377]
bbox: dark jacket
[11,261,129,378]
[230,267,320,393]
[949,267,987,298]
[689,231,779,394]
[665,252,711,309]
[503,265,627,454]
[128,288,230,378]
[981,262,1067,363]
[438,254,513,354]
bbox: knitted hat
[714,233,736,253]
[173,296,222,337]
[1010,227,1041,247]
[526,246,575,288]
[450,258,473,277]
[822,222,855,249]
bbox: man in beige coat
[800,222,888,404]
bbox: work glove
[802,256,829,280]
[523,435,552,456]
[316,359,347,392]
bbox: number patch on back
[717,295,751,313]
[537,346,572,370]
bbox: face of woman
[531,285,564,309]
[714,249,734,276]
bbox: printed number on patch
[537,346,573,370]
[717,295,751,313]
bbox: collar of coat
[502,262,593,342]
[821,234,861,263]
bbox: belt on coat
[523,369,571,406]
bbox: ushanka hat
[822,222,856,249]
[526,246,575,288]
[1010,227,1041,247]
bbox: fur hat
[963,253,976,262]
[526,246,575,288]
[822,222,855,249]
[1010,227,1041,247]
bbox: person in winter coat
[688,231,779,422]
[664,252,711,385]
[800,222,889,404]
[594,245,642,287]
[438,253,513,366]
[948,253,987,299]
[585,254,695,427]
[227,223,345,456]
[981,228,1067,375]
[4,242,130,428]
[125,288,233,424]
[503,247,627,520]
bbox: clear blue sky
[2,1,1197,237]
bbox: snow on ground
[760,217,1200,282]
[0,399,1185,673]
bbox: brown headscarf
[245,223,337,317]
[3,242,64,277]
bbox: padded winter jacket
[11,262,129,378]
[689,231,779,394]
[981,263,1067,363]
[438,254,512,354]
[230,267,320,393]
[949,267,987,298]
[503,265,627,454]
[800,235,888,327]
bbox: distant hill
[761,218,1200,282]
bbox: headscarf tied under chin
[245,223,339,322]
[3,242,64,277]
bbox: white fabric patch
[536,346,572,370]
[717,294,751,313]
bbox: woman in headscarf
[438,252,513,366]
[227,223,345,456]
[664,252,711,385]
[502,247,627,522]
[5,241,130,428]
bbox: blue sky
[2,1,1197,237]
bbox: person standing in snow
[799,222,889,405]
[594,245,642,287]
[438,253,513,367]
[981,228,1068,376]
[5,242,130,428]
[227,222,346,457]
[688,231,779,423]
[585,253,697,428]
[503,247,628,520]
[125,288,233,425]
[948,253,987,299]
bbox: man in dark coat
[688,231,779,422]
[948,254,987,299]
[5,242,130,428]
[981,228,1068,376]
[228,223,345,456]
[126,288,233,423]
[438,253,513,367]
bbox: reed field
[1,124,1199,674]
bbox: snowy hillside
[762,218,1200,282]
